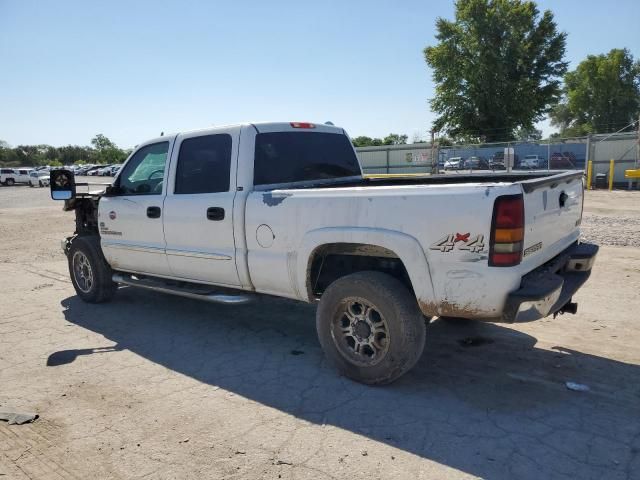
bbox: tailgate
[519,171,584,267]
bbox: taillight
[489,194,524,267]
[290,122,316,129]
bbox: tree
[383,133,408,145]
[352,136,383,147]
[424,0,567,142]
[550,48,640,136]
[515,126,543,141]
[90,134,128,164]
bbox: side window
[174,134,232,194]
[19,170,28,175]
[117,142,169,195]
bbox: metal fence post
[386,148,390,174]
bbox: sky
[1,0,639,148]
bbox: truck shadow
[57,289,640,479]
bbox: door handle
[207,207,225,221]
[147,206,161,218]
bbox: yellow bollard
[586,160,593,190]
[608,159,614,191]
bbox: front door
[99,139,173,277]
[162,128,240,286]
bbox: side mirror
[50,169,76,201]
[104,185,118,196]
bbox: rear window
[254,132,360,186]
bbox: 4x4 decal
[430,233,485,253]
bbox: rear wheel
[316,271,426,385]
[6,178,14,186]
[68,236,117,303]
[38,180,43,187]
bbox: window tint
[254,132,361,186]
[19,170,28,174]
[175,134,232,194]
[1,169,13,174]
[117,142,169,195]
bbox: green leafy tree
[91,134,127,164]
[515,126,543,141]
[352,136,384,147]
[383,133,409,145]
[550,48,640,136]
[424,0,567,142]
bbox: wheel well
[307,243,413,299]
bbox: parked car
[1,168,33,185]
[29,170,50,187]
[98,165,114,176]
[50,121,598,385]
[75,165,95,175]
[463,156,490,170]
[109,165,122,176]
[521,155,546,169]
[491,152,519,169]
[489,161,506,170]
[86,166,104,176]
[443,157,464,170]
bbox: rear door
[18,170,30,182]
[162,127,240,286]
[99,139,173,276]
[520,172,584,266]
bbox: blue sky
[1,0,638,147]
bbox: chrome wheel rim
[330,297,390,366]
[72,251,94,293]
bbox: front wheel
[6,178,14,186]
[68,236,117,303]
[316,271,426,385]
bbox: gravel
[580,213,640,247]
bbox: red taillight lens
[489,194,524,267]
[290,122,316,129]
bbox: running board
[112,273,252,305]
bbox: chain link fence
[356,131,639,187]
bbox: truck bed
[267,170,584,192]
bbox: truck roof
[141,121,345,146]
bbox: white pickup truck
[50,122,598,384]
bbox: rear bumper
[502,242,598,323]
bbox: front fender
[297,227,436,310]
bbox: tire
[68,236,117,303]
[29,182,34,187]
[316,271,426,385]
[6,178,14,186]
[39,180,43,187]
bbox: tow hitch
[554,300,578,318]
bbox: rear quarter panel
[245,182,530,318]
